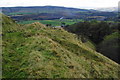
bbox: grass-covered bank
[2,14,120,79]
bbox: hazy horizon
[0,0,119,9]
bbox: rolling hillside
[2,6,91,15]
[2,14,120,79]
[2,6,117,21]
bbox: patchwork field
[18,19,84,26]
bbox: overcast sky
[0,0,119,9]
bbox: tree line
[64,21,120,64]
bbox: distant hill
[94,7,118,12]
[2,6,92,17]
[2,6,118,21]
[2,14,120,78]
[2,6,91,14]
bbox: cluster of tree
[64,21,116,44]
[97,32,120,64]
[64,21,119,64]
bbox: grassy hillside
[2,14,120,79]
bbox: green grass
[18,19,84,26]
[2,14,120,78]
[104,32,120,40]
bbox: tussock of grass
[2,14,120,78]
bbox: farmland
[18,19,84,26]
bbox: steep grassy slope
[2,14,120,79]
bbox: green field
[8,12,34,15]
[18,19,84,26]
